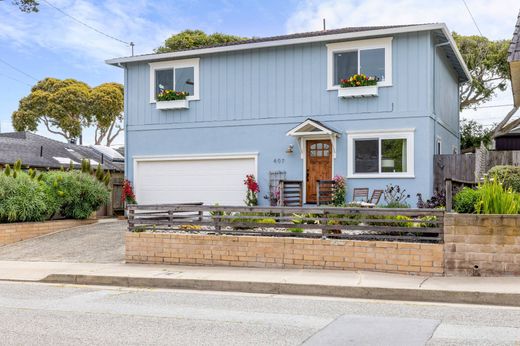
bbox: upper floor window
[327,37,392,90]
[149,58,199,102]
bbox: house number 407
[273,158,285,164]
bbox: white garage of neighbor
[133,154,258,206]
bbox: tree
[1,0,39,12]
[460,118,493,150]
[155,29,247,53]
[12,78,124,145]
[13,78,91,142]
[89,83,124,146]
[453,33,510,110]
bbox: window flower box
[156,99,189,110]
[338,74,379,98]
[338,85,378,98]
[155,89,189,110]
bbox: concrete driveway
[0,219,126,263]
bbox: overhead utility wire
[41,0,132,47]
[461,0,483,36]
[0,57,38,81]
[0,72,33,87]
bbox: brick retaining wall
[0,219,97,246]
[444,214,520,276]
[126,233,444,276]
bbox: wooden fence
[127,204,445,243]
[434,154,476,192]
[434,150,520,192]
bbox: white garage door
[134,156,256,205]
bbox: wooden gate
[433,154,475,192]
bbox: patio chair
[278,180,303,206]
[369,189,383,205]
[352,188,369,202]
[316,180,335,206]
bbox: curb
[41,274,520,307]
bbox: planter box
[444,213,520,276]
[0,219,96,246]
[126,232,444,275]
[156,99,189,110]
[338,85,378,98]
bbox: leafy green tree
[460,119,493,150]
[453,33,510,110]
[0,0,39,12]
[12,78,91,142]
[12,78,124,145]
[89,83,124,145]
[155,29,247,53]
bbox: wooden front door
[306,139,332,204]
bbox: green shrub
[0,172,55,222]
[488,166,520,193]
[453,187,481,214]
[475,177,520,214]
[289,228,303,233]
[42,171,110,219]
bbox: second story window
[327,37,393,90]
[149,58,200,103]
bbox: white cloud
[286,0,519,40]
[0,0,177,65]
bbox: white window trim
[149,58,200,103]
[347,129,414,179]
[326,37,393,90]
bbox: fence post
[168,209,173,228]
[445,179,453,212]
[128,206,135,232]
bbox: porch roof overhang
[286,118,341,137]
[286,119,340,159]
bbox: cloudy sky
[0,0,518,145]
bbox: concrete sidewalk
[1,260,520,306]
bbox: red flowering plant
[244,174,259,206]
[340,74,378,88]
[121,179,137,205]
[331,175,346,206]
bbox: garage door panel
[135,157,255,205]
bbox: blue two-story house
[107,23,470,206]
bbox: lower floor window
[349,130,414,177]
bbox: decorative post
[445,179,453,212]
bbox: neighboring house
[0,131,125,215]
[494,11,520,148]
[107,23,470,206]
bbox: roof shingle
[508,11,520,62]
[0,132,124,172]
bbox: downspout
[432,41,450,155]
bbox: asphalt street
[0,281,519,345]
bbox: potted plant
[338,73,379,98]
[155,87,190,109]
[120,179,137,218]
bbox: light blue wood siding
[125,32,433,128]
[123,30,462,203]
